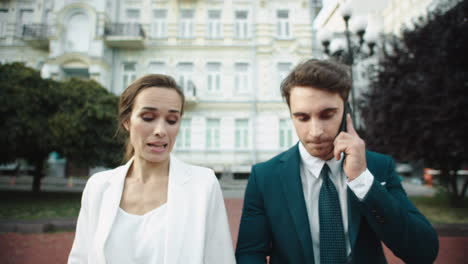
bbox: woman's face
[125,87,183,165]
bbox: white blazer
[68,155,236,264]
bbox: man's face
[290,86,344,160]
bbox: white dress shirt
[298,142,374,264]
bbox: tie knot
[321,164,331,179]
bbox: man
[236,59,438,264]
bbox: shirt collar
[298,141,343,179]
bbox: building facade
[0,0,320,177]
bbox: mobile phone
[339,102,353,133]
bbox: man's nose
[308,120,324,139]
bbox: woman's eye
[141,116,154,121]
[167,119,178,125]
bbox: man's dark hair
[280,59,352,107]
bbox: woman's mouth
[147,142,168,153]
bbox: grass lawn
[410,195,468,224]
[0,191,81,220]
[0,191,467,225]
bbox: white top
[298,142,374,264]
[104,204,167,264]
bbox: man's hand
[333,114,367,181]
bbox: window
[122,62,137,92]
[277,62,292,94]
[176,118,191,149]
[19,9,33,35]
[235,10,249,39]
[180,9,194,38]
[206,119,220,149]
[207,10,221,39]
[126,9,140,22]
[148,61,165,74]
[234,63,250,92]
[177,62,195,96]
[0,9,8,37]
[152,9,167,38]
[277,10,291,38]
[235,119,249,149]
[279,119,293,148]
[206,62,221,92]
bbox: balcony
[104,23,145,49]
[21,24,50,50]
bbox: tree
[50,78,123,169]
[0,63,124,194]
[0,63,60,194]
[361,0,468,205]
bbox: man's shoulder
[366,150,392,161]
[253,145,298,171]
[366,150,394,170]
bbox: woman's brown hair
[118,74,185,162]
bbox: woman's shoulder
[176,158,217,183]
[85,164,127,188]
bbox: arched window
[64,11,90,52]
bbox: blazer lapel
[94,159,133,263]
[279,145,314,263]
[164,155,192,264]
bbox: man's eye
[299,116,310,122]
[167,119,177,125]
[321,112,335,120]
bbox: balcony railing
[21,24,50,50]
[104,23,145,48]
[105,23,145,37]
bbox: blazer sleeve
[68,179,91,264]
[358,156,439,263]
[235,166,270,264]
[203,172,236,264]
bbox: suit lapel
[279,145,314,263]
[164,155,192,264]
[94,159,133,262]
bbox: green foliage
[362,1,468,164]
[50,78,123,168]
[0,63,124,192]
[361,1,468,203]
[0,62,59,164]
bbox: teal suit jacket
[236,145,438,264]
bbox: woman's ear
[123,120,130,131]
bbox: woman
[68,74,236,264]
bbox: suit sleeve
[68,180,91,264]
[357,157,439,263]
[235,166,270,264]
[203,172,236,264]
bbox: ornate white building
[0,0,321,177]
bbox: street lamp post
[318,2,377,127]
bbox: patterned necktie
[319,164,347,264]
